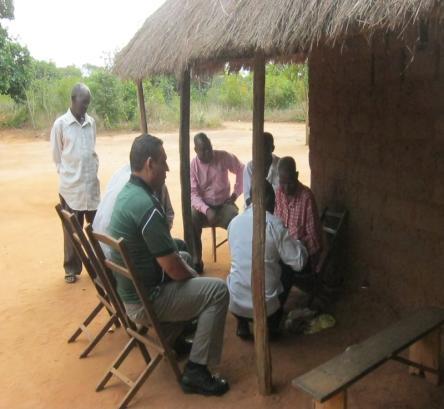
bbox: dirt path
[0,122,442,409]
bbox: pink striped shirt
[191,150,244,214]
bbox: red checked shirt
[275,181,323,272]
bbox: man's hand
[206,207,217,226]
[225,193,237,205]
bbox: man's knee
[209,277,229,306]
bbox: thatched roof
[114,0,441,80]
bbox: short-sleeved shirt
[108,175,177,303]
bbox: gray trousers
[125,277,229,367]
[59,194,96,276]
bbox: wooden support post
[409,328,441,385]
[136,80,148,134]
[251,51,272,395]
[179,69,194,257]
[315,391,347,409]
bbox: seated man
[109,134,230,396]
[243,132,280,207]
[191,132,244,272]
[92,164,183,256]
[227,181,308,340]
[275,156,323,273]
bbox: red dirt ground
[0,122,442,409]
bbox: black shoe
[181,363,229,396]
[194,261,204,274]
[236,320,253,341]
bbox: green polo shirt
[108,175,177,303]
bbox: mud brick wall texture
[309,22,444,311]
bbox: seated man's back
[227,181,307,339]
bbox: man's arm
[50,120,63,173]
[302,192,323,258]
[271,219,308,272]
[156,252,198,281]
[190,159,209,214]
[243,162,253,206]
[225,152,244,200]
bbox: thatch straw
[114,0,442,79]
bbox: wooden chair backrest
[83,224,134,331]
[90,230,166,338]
[55,204,105,294]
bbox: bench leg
[409,328,441,385]
[315,390,347,409]
[211,227,217,262]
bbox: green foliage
[0,58,308,131]
[0,0,14,19]
[0,26,32,103]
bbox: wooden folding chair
[210,226,228,262]
[86,226,182,409]
[55,204,122,358]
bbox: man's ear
[146,157,154,171]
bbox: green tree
[0,26,32,102]
[0,0,14,19]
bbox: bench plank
[292,307,444,402]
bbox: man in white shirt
[243,132,280,207]
[93,163,181,257]
[227,181,308,340]
[51,83,100,283]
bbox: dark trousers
[191,204,238,265]
[59,195,96,276]
[233,308,284,333]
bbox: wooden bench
[292,307,444,408]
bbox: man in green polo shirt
[109,134,229,396]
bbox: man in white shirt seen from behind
[227,181,308,340]
[93,163,182,257]
[243,132,280,207]
[51,83,100,284]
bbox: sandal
[65,275,77,284]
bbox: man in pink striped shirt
[191,133,244,272]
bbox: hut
[114,0,444,397]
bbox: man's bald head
[71,83,91,99]
[194,132,213,163]
[278,156,299,196]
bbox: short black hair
[278,156,297,174]
[129,134,163,172]
[194,132,210,146]
[264,132,274,151]
[71,83,90,99]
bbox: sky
[4,0,167,68]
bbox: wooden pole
[179,69,194,257]
[251,52,272,395]
[136,80,148,134]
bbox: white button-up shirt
[50,109,100,211]
[243,154,280,206]
[227,206,307,318]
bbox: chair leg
[409,328,441,385]
[315,390,347,409]
[79,314,116,358]
[211,227,217,262]
[117,354,163,409]
[96,337,138,391]
[68,301,105,343]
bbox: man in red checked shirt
[191,132,244,273]
[275,156,323,274]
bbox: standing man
[190,132,244,272]
[51,83,100,283]
[275,156,323,273]
[243,132,280,207]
